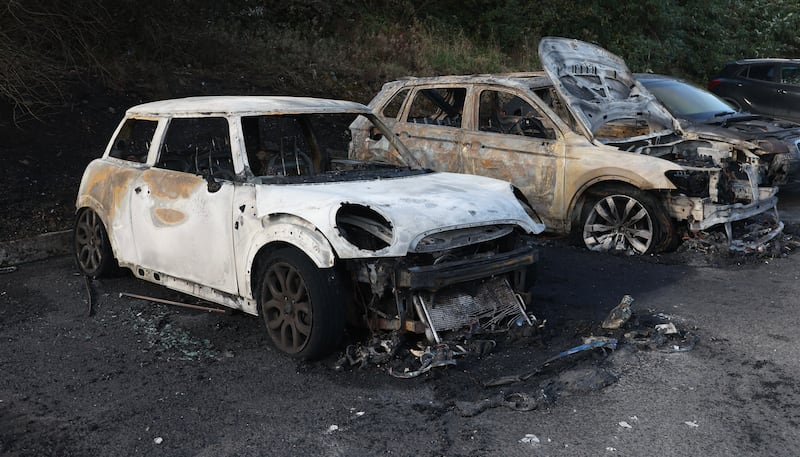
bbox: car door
[458,87,566,229]
[129,116,238,294]
[740,63,780,116]
[776,62,800,121]
[390,86,468,171]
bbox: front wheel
[581,188,672,255]
[257,248,346,359]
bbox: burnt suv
[351,37,783,255]
[74,96,544,359]
[708,59,800,123]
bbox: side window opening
[242,113,387,179]
[109,119,157,163]
[156,117,234,179]
[747,64,775,82]
[381,89,409,119]
[479,90,555,139]
[405,87,466,128]
[781,64,800,85]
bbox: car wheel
[73,208,118,277]
[581,187,671,255]
[258,248,345,359]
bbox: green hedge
[2,0,799,121]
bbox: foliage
[2,0,800,120]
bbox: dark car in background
[638,73,800,185]
[708,59,800,123]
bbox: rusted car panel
[74,96,544,359]
[352,38,783,255]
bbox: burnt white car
[352,37,783,255]
[74,96,544,359]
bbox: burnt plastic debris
[602,295,633,330]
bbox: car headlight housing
[664,169,712,198]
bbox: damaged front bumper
[359,242,539,344]
[670,189,783,250]
[395,244,538,290]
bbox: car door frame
[128,115,239,294]
[459,84,568,231]
[776,62,800,121]
[389,84,470,172]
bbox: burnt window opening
[382,89,410,119]
[406,87,467,128]
[109,119,158,163]
[156,117,234,179]
[242,113,367,179]
[478,90,555,139]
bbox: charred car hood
[538,37,678,141]
[255,172,545,257]
[701,114,800,143]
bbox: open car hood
[538,37,678,141]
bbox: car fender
[241,213,337,299]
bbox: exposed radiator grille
[414,276,529,343]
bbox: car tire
[73,208,118,278]
[257,247,346,359]
[580,186,672,255]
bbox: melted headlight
[336,204,393,251]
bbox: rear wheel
[74,208,117,277]
[258,248,345,359]
[581,187,672,255]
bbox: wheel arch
[567,178,668,233]
[74,199,118,258]
[243,214,339,299]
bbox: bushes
[2,0,800,121]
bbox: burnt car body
[74,96,544,359]
[708,59,800,123]
[351,37,783,255]
[638,73,800,185]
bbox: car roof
[126,96,371,117]
[728,58,800,65]
[382,72,550,90]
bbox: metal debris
[484,338,618,387]
[389,343,466,379]
[655,322,678,335]
[456,391,544,417]
[84,275,95,316]
[335,337,398,370]
[120,292,227,313]
[623,323,699,353]
[0,266,18,274]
